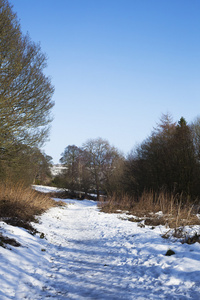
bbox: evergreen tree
[124,114,200,200]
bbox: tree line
[54,114,200,203]
[0,0,54,185]
[123,114,200,200]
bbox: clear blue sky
[10,0,200,163]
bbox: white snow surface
[1,196,200,299]
[32,185,65,193]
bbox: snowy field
[0,193,200,299]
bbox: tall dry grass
[0,182,57,223]
[100,191,200,228]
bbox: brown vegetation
[0,183,63,231]
[99,191,200,228]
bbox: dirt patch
[144,217,166,226]
[0,233,21,248]
[1,217,38,235]
[184,233,200,244]
[128,217,143,223]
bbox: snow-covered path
[1,199,200,299]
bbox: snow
[1,194,200,299]
[32,184,65,193]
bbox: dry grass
[99,191,200,228]
[0,182,62,229]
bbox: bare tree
[0,0,54,151]
[82,138,121,200]
[60,145,83,192]
[0,0,54,182]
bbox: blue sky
[10,0,200,163]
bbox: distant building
[50,164,67,177]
